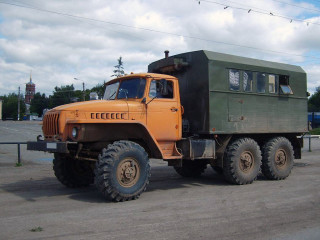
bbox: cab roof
[106,73,177,85]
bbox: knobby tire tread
[262,137,294,180]
[95,141,150,202]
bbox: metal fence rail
[300,135,320,152]
[0,142,27,164]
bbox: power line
[220,0,319,14]
[0,1,320,61]
[199,0,320,26]
[269,0,320,13]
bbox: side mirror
[141,97,146,104]
[160,79,168,95]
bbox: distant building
[25,72,35,104]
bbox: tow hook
[37,135,44,141]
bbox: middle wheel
[223,138,262,185]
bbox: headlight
[72,127,78,138]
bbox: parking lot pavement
[0,121,320,240]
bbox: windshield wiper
[108,91,117,100]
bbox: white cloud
[0,0,319,97]
[304,64,320,93]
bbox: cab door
[146,79,181,141]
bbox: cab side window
[149,80,173,99]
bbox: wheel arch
[80,123,163,159]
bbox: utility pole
[82,82,85,101]
[17,86,20,121]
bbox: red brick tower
[25,72,35,104]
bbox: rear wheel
[223,138,261,185]
[53,153,94,188]
[95,141,150,202]
[262,137,294,180]
[174,160,207,177]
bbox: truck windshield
[103,82,119,100]
[117,78,146,99]
[103,78,146,100]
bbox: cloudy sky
[0,0,319,96]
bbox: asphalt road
[0,121,319,240]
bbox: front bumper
[27,141,71,153]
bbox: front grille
[43,112,60,136]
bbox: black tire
[211,166,224,175]
[174,160,207,177]
[223,138,262,185]
[95,141,150,202]
[262,137,294,180]
[53,153,94,188]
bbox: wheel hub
[275,149,287,168]
[239,151,254,173]
[117,158,140,188]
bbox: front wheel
[223,138,262,185]
[95,141,150,202]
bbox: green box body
[148,50,308,135]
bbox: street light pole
[17,86,20,121]
[82,82,85,101]
[74,78,85,101]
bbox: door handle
[171,107,178,112]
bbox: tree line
[0,83,105,120]
[308,87,320,112]
[1,56,126,120]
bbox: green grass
[309,128,320,135]
[30,227,43,232]
[15,162,22,167]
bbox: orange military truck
[28,50,307,201]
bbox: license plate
[47,143,57,149]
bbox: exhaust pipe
[164,50,169,59]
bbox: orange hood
[52,100,129,112]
